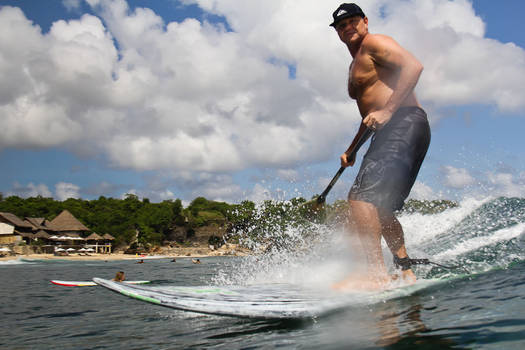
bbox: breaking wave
[213,196,525,286]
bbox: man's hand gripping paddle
[303,128,373,214]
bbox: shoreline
[0,244,251,262]
[0,253,170,262]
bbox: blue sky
[1,0,524,203]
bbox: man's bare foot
[400,269,417,285]
[332,269,417,291]
[331,275,362,291]
[332,274,393,291]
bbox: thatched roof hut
[49,210,90,235]
[0,212,34,232]
[18,232,34,239]
[25,217,49,231]
[102,233,115,240]
[34,230,51,239]
[86,232,104,241]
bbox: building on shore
[25,217,53,232]
[0,212,33,245]
[0,221,17,245]
[85,232,111,253]
[48,210,90,237]
[0,209,112,254]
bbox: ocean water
[1,196,525,349]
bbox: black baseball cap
[329,3,366,27]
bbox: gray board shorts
[348,106,431,213]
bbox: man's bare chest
[348,55,377,98]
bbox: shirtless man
[329,3,431,289]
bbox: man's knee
[349,199,375,211]
[348,200,381,226]
[350,200,390,218]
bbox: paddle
[303,128,373,214]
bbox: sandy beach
[0,244,251,262]
[0,253,154,262]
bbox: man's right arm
[341,122,368,167]
[363,34,423,130]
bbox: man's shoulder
[362,33,397,50]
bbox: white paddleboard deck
[51,280,150,287]
[93,278,440,319]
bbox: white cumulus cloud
[55,182,81,200]
[442,166,476,189]
[486,171,525,198]
[409,181,438,200]
[7,182,53,198]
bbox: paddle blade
[301,195,327,222]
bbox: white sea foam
[0,257,35,265]
[216,195,519,286]
[399,196,491,248]
[214,221,360,287]
[434,222,525,260]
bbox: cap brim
[329,13,353,27]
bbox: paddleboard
[51,280,150,287]
[93,278,442,319]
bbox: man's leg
[349,200,387,277]
[379,214,416,283]
[332,199,391,290]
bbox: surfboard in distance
[92,277,441,319]
[51,280,150,287]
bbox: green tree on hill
[0,194,458,249]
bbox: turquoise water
[1,197,525,349]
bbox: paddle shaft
[316,128,373,204]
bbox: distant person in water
[137,259,144,264]
[112,271,125,282]
[171,258,176,262]
[191,259,201,264]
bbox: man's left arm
[363,34,423,129]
